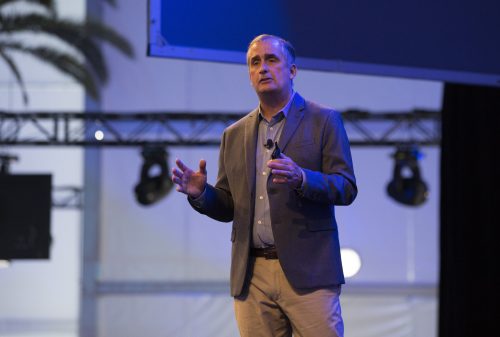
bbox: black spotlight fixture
[134,146,173,206]
[386,145,428,206]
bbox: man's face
[247,38,296,96]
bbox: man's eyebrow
[249,55,261,62]
[249,53,280,62]
[263,53,280,59]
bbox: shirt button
[270,127,274,130]
[262,171,267,175]
[258,220,262,224]
[259,196,264,200]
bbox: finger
[172,176,183,185]
[275,153,294,165]
[172,167,184,178]
[267,161,289,170]
[175,158,190,172]
[273,177,288,184]
[271,169,290,177]
[199,159,207,175]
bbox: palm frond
[0,0,56,16]
[0,47,28,104]
[1,14,134,81]
[2,14,108,81]
[0,1,133,104]
[2,41,99,100]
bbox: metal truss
[0,110,440,147]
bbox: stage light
[94,130,104,141]
[386,145,428,206]
[341,248,362,278]
[134,146,173,206]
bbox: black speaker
[0,174,52,259]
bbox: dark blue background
[160,0,500,76]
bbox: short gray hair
[247,34,296,65]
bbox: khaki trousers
[234,257,343,337]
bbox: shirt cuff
[295,168,307,194]
[188,187,207,206]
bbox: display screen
[149,0,500,86]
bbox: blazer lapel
[244,108,259,197]
[278,93,306,153]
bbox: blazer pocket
[306,220,335,232]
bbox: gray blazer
[189,93,357,296]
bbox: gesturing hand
[267,153,303,189]
[171,159,207,198]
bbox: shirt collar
[258,91,296,121]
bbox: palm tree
[0,0,134,104]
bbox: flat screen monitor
[148,0,500,87]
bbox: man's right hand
[171,159,207,199]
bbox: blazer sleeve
[300,110,357,205]
[188,130,234,222]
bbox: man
[172,34,357,337]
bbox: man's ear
[290,64,297,80]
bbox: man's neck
[259,90,293,121]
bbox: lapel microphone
[264,139,281,159]
[264,139,273,149]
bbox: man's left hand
[268,153,303,189]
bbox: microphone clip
[264,139,281,159]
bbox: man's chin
[256,86,278,95]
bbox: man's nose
[259,63,268,73]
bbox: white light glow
[94,130,104,141]
[0,260,11,269]
[340,248,362,278]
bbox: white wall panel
[342,294,437,337]
[98,295,237,337]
